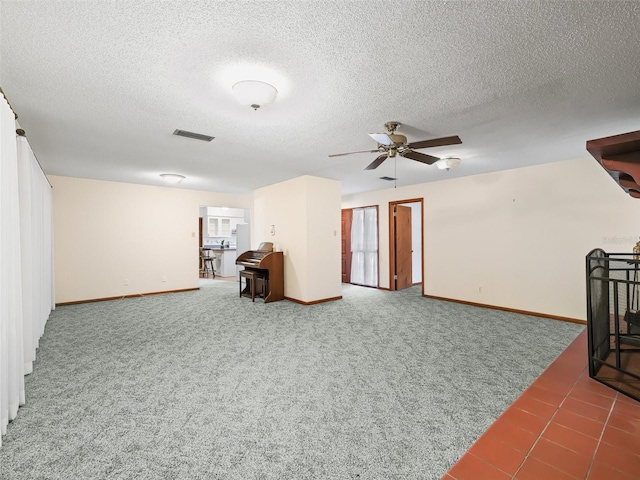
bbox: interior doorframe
[341,208,353,284]
[388,198,424,291]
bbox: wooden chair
[240,269,267,301]
[201,248,216,278]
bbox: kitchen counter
[202,247,238,276]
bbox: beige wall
[342,157,640,320]
[254,175,342,303]
[304,176,343,301]
[51,175,252,303]
[54,158,637,316]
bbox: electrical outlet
[478,286,482,293]
[162,276,166,282]
[124,279,129,286]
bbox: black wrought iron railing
[586,249,640,402]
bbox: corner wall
[254,175,342,303]
[342,157,640,320]
[51,175,252,303]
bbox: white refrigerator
[235,223,250,280]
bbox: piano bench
[239,270,267,302]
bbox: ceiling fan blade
[406,135,462,150]
[401,150,440,165]
[368,133,394,146]
[365,154,388,170]
[328,149,379,158]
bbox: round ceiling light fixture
[232,80,278,110]
[436,157,461,171]
[160,173,186,184]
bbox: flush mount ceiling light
[160,173,185,184]
[436,157,462,171]
[232,80,278,110]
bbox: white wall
[51,175,252,303]
[254,175,342,303]
[254,177,306,298]
[342,157,640,320]
[408,202,422,284]
[305,176,342,301]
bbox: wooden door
[341,209,352,283]
[394,205,412,290]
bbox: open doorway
[388,198,423,292]
[198,206,250,285]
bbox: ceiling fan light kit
[436,157,462,171]
[232,80,278,110]
[330,121,462,171]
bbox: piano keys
[236,250,284,303]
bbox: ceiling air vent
[379,176,397,181]
[173,129,215,142]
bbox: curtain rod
[3,86,53,189]
[0,86,18,119]
[16,129,53,189]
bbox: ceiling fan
[329,122,462,170]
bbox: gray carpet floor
[0,282,584,479]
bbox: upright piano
[236,250,284,303]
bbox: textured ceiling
[1,1,639,196]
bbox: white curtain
[0,93,24,445]
[0,94,53,448]
[17,135,53,374]
[350,206,378,287]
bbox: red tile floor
[443,329,640,480]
